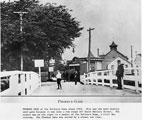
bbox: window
[0,76,10,92]
[29,74,31,80]
[18,74,21,83]
[18,92,21,96]
[117,60,120,62]
[25,74,27,82]
[111,65,114,69]
[125,65,128,68]
[25,89,27,95]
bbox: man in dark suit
[56,70,62,89]
[116,60,124,89]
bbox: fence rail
[80,67,142,93]
[0,71,41,96]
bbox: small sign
[34,59,44,67]
[49,67,54,72]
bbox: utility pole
[131,45,133,67]
[87,27,95,73]
[14,11,27,71]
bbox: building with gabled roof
[134,54,141,68]
[100,41,131,70]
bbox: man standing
[74,70,78,85]
[116,60,124,89]
[56,70,62,89]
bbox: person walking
[56,70,62,89]
[116,60,124,90]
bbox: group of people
[55,69,80,90]
[54,60,124,90]
[62,69,80,82]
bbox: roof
[104,50,128,60]
[109,56,131,65]
[98,54,106,58]
[116,50,128,59]
[80,56,104,61]
[68,55,104,65]
[137,54,142,57]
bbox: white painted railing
[0,71,41,96]
[80,67,142,93]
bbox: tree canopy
[1,0,83,71]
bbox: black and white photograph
[0,0,141,104]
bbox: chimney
[97,48,99,57]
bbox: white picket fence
[0,71,41,96]
[80,67,142,93]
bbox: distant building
[134,54,141,68]
[67,54,103,75]
[68,41,131,74]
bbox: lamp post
[131,45,133,67]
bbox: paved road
[28,81,141,103]
[1,81,141,103]
[32,81,141,96]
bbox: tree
[1,0,83,71]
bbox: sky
[40,0,141,61]
[2,0,141,61]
